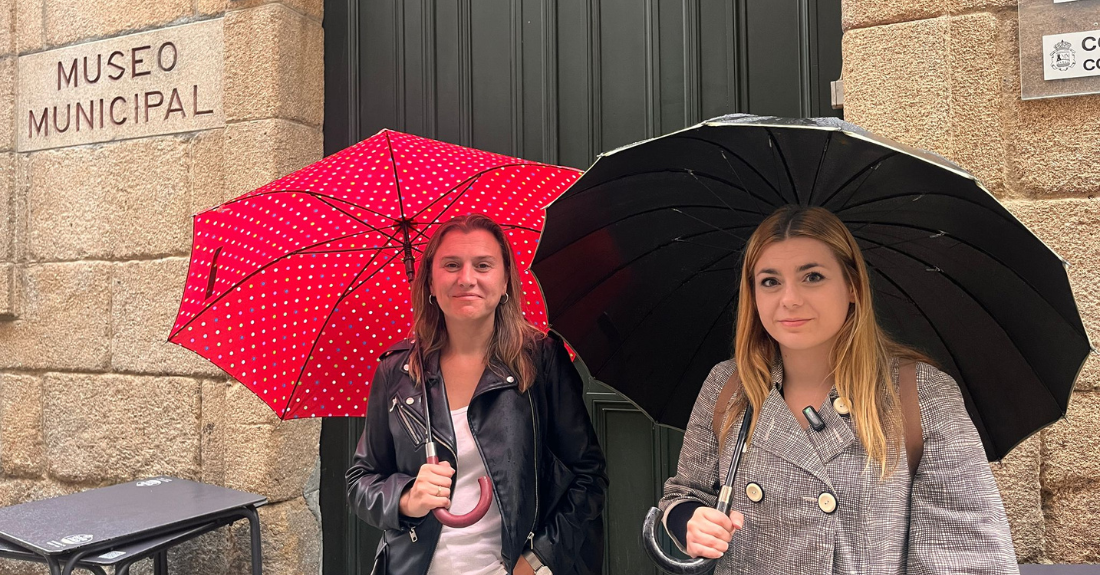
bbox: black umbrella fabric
[532,114,1093,461]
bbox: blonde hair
[407,214,543,392]
[724,205,927,476]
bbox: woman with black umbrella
[658,205,1018,574]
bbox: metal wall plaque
[1020,0,1100,99]
[16,19,224,152]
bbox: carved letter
[83,54,102,84]
[107,51,126,80]
[158,42,178,72]
[132,45,152,77]
[57,59,78,90]
[110,96,127,125]
[144,91,164,122]
[193,84,214,116]
[28,108,49,138]
[165,88,186,119]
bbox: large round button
[745,482,764,503]
[832,397,851,416]
[818,492,838,514]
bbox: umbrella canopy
[532,114,1093,461]
[171,130,580,419]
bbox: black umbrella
[532,113,1093,462]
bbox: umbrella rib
[652,288,741,424]
[858,225,1091,378]
[405,175,486,246]
[556,167,778,215]
[670,209,752,243]
[715,149,780,219]
[847,219,1083,334]
[854,233,1061,439]
[854,227,1068,347]
[281,247,407,418]
[385,131,408,220]
[687,169,769,219]
[407,163,571,222]
[500,224,542,234]
[764,128,799,205]
[854,253,997,451]
[220,189,397,223]
[404,184,551,248]
[314,196,406,245]
[673,134,785,202]
[585,247,739,378]
[835,190,996,218]
[817,151,899,208]
[169,229,393,338]
[837,191,1030,248]
[536,207,758,297]
[305,243,427,254]
[807,131,832,205]
[562,247,742,373]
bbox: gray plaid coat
[659,360,1019,574]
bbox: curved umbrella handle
[641,506,719,575]
[427,451,494,528]
[643,404,752,574]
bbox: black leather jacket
[346,334,607,575]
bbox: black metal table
[0,477,266,575]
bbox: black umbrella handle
[642,405,753,574]
[641,506,718,575]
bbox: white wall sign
[16,19,224,152]
[1043,29,1100,79]
[1020,0,1100,99]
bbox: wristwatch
[523,549,553,575]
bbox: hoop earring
[501,293,510,304]
[429,295,437,306]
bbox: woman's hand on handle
[398,462,454,517]
[684,506,744,559]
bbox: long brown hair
[407,214,543,391]
[724,205,927,476]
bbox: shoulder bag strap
[898,361,924,476]
[712,369,743,454]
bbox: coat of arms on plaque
[1050,39,1076,72]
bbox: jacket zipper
[395,405,424,445]
[527,392,539,546]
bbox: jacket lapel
[808,393,855,465]
[752,387,835,489]
[420,354,458,456]
[420,354,519,455]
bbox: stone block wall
[0,0,325,573]
[842,0,1100,562]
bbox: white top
[426,405,507,575]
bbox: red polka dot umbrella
[169,130,580,419]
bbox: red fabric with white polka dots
[169,130,580,419]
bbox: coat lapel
[808,393,856,465]
[752,387,836,489]
[421,354,458,455]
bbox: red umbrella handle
[427,449,493,528]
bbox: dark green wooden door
[321,1,842,573]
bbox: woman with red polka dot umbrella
[168,130,580,421]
